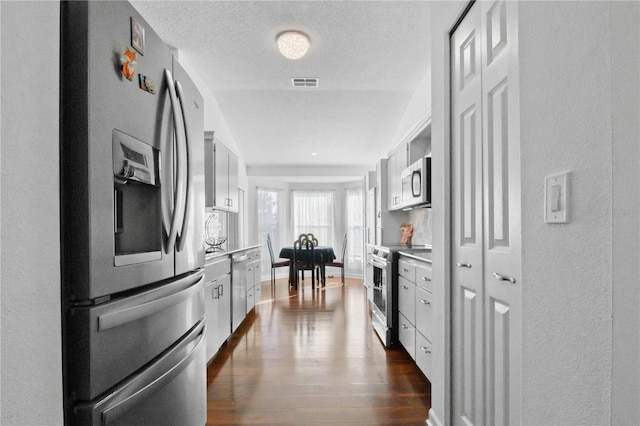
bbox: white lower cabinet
[204,256,231,361]
[253,263,262,303]
[397,254,433,378]
[415,286,433,343]
[398,275,416,325]
[215,275,231,353]
[246,285,255,314]
[246,251,261,314]
[205,246,262,363]
[398,312,416,360]
[415,331,433,379]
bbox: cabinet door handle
[420,299,430,305]
[401,324,410,330]
[421,276,431,282]
[493,272,516,284]
[456,262,472,268]
[420,346,431,354]
[402,268,410,272]
[402,285,409,290]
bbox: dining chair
[298,233,318,247]
[307,233,319,247]
[266,234,290,288]
[324,233,347,284]
[293,234,319,289]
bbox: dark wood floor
[206,276,431,425]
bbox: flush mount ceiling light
[277,30,310,60]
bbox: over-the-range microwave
[400,157,431,209]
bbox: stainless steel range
[367,245,398,347]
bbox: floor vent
[292,78,319,88]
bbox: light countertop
[205,244,262,262]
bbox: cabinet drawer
[246,287,255,314]
[415,286,433,342]
[254,282,262,303]
[398,312,416,360]
[398,276,416,324]
[253,262,262,281]
[415,331,432,379]
[203,281,218,361]
[415,263,433,292]
[398,259,416,281]
[205,257,231,283]
[247,249,261,262]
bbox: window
[257,188,283,276]
[345,187,364,273]
[292,190,335,248]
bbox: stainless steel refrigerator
[60,1,206,424]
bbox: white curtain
[292,190,335,248]
[345,187,364,273]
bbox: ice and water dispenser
[112,129,162,266]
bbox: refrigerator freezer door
[72,319,206,426]
[66,270,204,400]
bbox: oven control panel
[371,246,391,262]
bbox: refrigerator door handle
[100,319,206,425]
[163,69,187,254]
[97,270,204,331]
[174,79,192,252]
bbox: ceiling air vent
[292,78,319,88]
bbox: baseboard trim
[426,409,443,426]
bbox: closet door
[451,3,484,424]
[480,1,521,424]
[451,1,521,425]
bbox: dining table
[278,245,336,287]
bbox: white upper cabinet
[205,131,239,212]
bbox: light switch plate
[544,172,569,223]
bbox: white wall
[0,2,64,424]
[178,51,248,190]
[430,2,467,424]
[610,3,640,422]
[518,3,614,423]
[390,69,432,154]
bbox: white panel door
[451,3,484,425]
[480,1,521,423]
[451,1,521,425]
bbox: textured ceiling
[131,1,431,178]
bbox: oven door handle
[369,258,387,269]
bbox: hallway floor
[206,276,431,425]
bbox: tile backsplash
[408,208,433,246]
